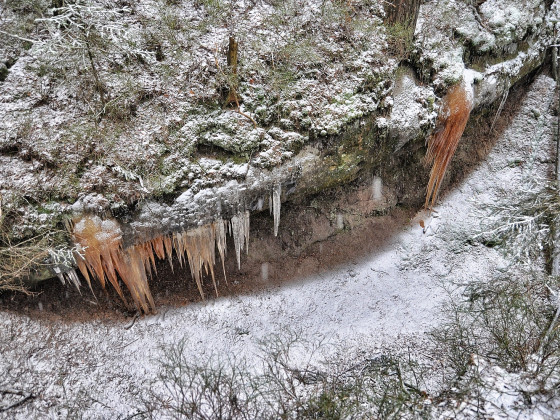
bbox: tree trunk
[383,0,422,33]
[225,36,239,106]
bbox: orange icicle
[425,81,473,210]
[71,215,247,312]
[163,235,174,271]
[71,215,153,313]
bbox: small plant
[0,197,75,293]
[34,1,154,117]
[433,273,560,373]
[0,229,49,293]
[385,21,414,59]
[474,178,560,266]
[147,339,261,420]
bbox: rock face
[0,0,558,294]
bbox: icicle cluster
[425,76,473,210]
[72,215,156,313]
[54,267,81,290]
[70,212,250,313]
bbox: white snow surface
[0,75,558,418]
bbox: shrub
[146,333,432,419]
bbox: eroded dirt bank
[0,62,541,321]
[1,0,557,297]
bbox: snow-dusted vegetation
[1,0,560,418]
[0,73,558,418]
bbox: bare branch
[0,29,37,44]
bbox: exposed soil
[0,205,415,323]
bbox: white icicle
[372,176,382,201]
[231,211,250,270]
[273,184,281,237]
[244,210,250,254]
[54,267,81,291]
[336,214,344,230]
[261,262,269,281]
[231,215,241,269]
[215,218,228,283]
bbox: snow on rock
[388,66,437,150]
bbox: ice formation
[336,214,344,230]
[54,267,81,290]
[261,262,269,282]
[372,176,383,201]
[215,219,228,283]
[72,216,127,302]
[71,214,245,313]
[173,225,217,299]
[272,184,281,237]
[230,211,250,270]
[425,73,474,209]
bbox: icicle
[272,184,281,237]
[372,176,382,201]
[215,219,228,283]
[244,211,250,253]
[54,267,81,291]
[54,267,66,285]
[181,224,218,298]
[261,262,269,281]
[231,211,250,270]
[173,232,186,268]
[71,215,155,313]
[72,215,125,300]
[231,214,243,270]
[113,246,155,313]
[70,211,255,311]
[151,236,166,260]
[163,235,174,271]
[138,242,157,277]
[336,214,344,230]
[66,269,82,290]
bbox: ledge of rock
[0,0,557,289]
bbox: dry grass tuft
[0,235,50,294]
[0,194,50,293]
[425,82,472,210]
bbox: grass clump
[0,197,74,292]
[0,213,49,293]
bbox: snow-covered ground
[0,75,557,418]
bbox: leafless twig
[0,389,35,412]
